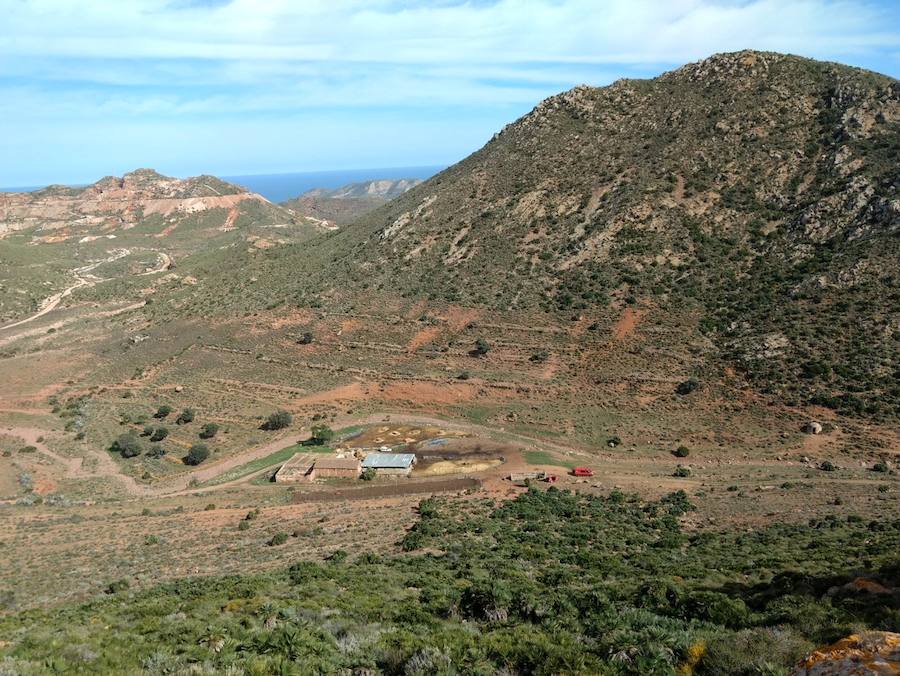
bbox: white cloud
[2,0,897,66]
[1,0,897,184]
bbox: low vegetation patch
[3,488,895,674]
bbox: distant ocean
[0,165,446,202]
[224,166,445,202]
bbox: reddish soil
[379,380,486,405]
[612,307,646,341]
[406,325,442,352]
[292,477,481,502]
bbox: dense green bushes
[1,488,897,674]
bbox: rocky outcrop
[0,169,283,241]
[793,631,900,675]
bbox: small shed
[311,456,361,480]
[274,453,316,483]
[362,453,417,476]
[509,471,546,483]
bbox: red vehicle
[571,467,594,477]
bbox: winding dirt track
[0,250,170,334]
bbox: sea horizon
[0,164,446,203]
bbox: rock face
[0,169,291,242]
[793,631,900,675]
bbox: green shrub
[327,549,348,563]
[199,422,219,439]
[872,461,888,473]
[268,532,288,547]
[675,378,700,395]
[471,337,490,357]
[237,520,250,531]
[264,410,292,430]
[110,433,143,458]
[309,424,334,445]
[149,427,168,442]
[154,405,172,419]
[175,408,195,425]
[674,445,690,457]
[673,466,692,477]
[820,460,836,472]
[184,444,210,466]
[105,579,130,594]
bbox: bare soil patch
[292,477,482,502]
[612,307,647,341]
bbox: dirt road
[0,249,170,334]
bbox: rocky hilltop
[282,178,423,228]
[0,168,293,242]
[230,51,899,419]
[302,178,422,200]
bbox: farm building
[311,456,361,479]
[362,452,417,476]
[509,471,546,483]
[274,453,316,483]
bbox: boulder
[804,421,823,435]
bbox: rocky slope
[0,168,294,242]
[282,178,423,227]
[212,50,898,419]
[144,52,900,420]
[302,178,422,200]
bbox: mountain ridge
[0,169,292,242]
[183,50,899,419]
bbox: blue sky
[1,0,898,186]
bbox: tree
[184,444,210,466]
[150,427,169,442]
[175,408,195,425]
[470,338,490,357]
[675,378,700,395]
[111,433,143,458]
[264,411,292,431]
[674,445,690,458]
[199,422,219,439]
[154,405,172,419]
[360,467,376,481]
[309,424,334,445]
